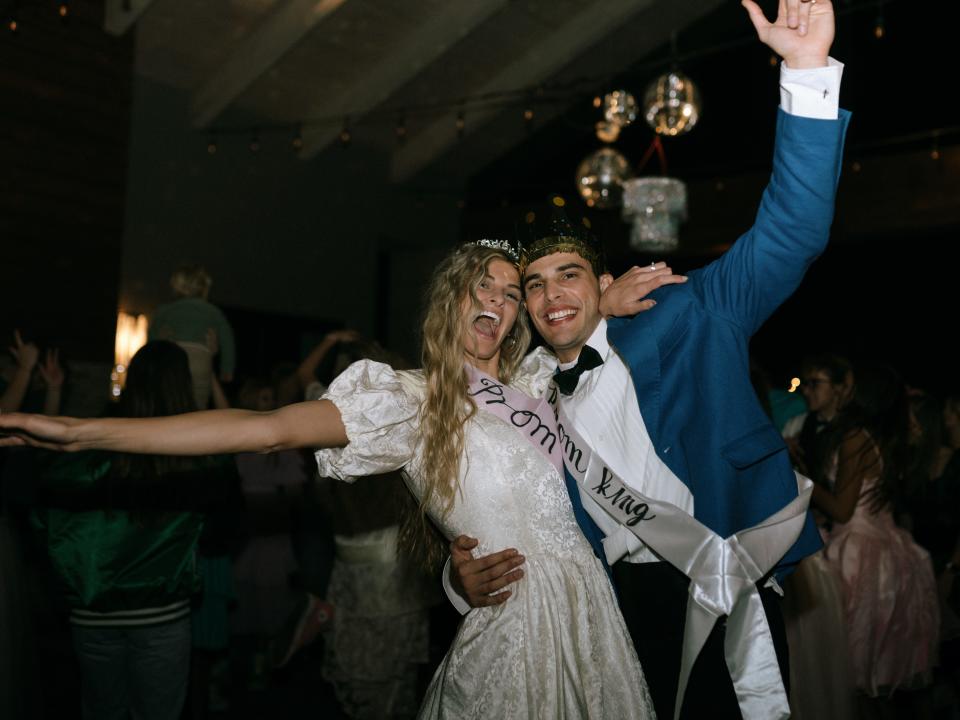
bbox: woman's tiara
[474,238,519,262]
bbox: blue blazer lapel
[607,316,661,446]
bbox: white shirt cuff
[441,556,472,616]
[779,57,843,120]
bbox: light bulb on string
[931,133,940,161]
[8,16,18,33]
[395,114,407,144]
[874,3,885,39]
[291,126,303,152]
[456,111,466,140]
[339,118,351,147]
[206,134,218,155]
[59,3,69,18]
[523,108,534,123]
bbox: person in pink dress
[811,360,939,715]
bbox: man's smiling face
[523,251,612,364]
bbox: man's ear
[599,273,615,293]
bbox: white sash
[555,402,812,720]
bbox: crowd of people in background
[0,264,449,720]
[2,258,959,719]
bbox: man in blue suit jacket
[451,0,849,717]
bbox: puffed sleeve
[511,346,558,399]
[314,360,420,481]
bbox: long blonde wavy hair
[400,243,531,571]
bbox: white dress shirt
[559,319,691,564]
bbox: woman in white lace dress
[0,243,657,719]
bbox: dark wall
[118,76,462,368]
[1,0,134,361]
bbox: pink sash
[466,365,564,476]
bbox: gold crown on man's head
[518,195,605,277]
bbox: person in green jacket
[33,341,237,720]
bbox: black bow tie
[554,345,603,396]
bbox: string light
[395,114,407,144]
[874,2,885,39]
[8,16,18,33]
[291,126,303,151]
[59,3,69,18]
[592,96,602,108]
[339,118,351,147]
[456,111,465,140]
[206,135,217,155]
[931,134,940,161]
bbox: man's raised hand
[742,0,834,68]
[599,262,687,319]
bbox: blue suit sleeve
[692,109,851,337]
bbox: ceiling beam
[104,0,156,36]
[298,0,511,159]
[390,0,659,183]
[190,0,350,129]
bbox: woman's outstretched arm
[0,399,348,455]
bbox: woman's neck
[466,357,500,380]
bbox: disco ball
[575,147,632,209]
[643,71,701,136]
[603,90,638,128]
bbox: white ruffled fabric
[316,360,654,720]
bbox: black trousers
[612,560,790,720]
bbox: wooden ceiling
[107,0,725,183]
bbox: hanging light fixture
[594,120,620,143]
[643,70,701,136]
[575,148,632,209]
[621,177,687,252]
[603,90,638,128]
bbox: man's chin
[537,331,577,352]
